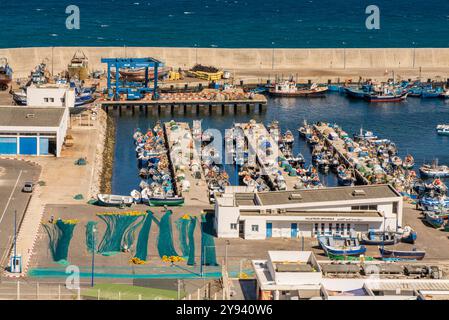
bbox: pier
[236,122,298,191]
[101,97,268,116]
[164,121,209,204]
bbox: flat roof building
[26,85,76,109]
[214,185,403,239]
[0,106,69,157]
[252,251,449,300]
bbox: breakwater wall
[2,47,449,78]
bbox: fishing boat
[399,226,417,244]
[67,50,89,80]
[378,247,426,260]
[336,165,355,186]
[12,89,27,106]
[97,194,134,207]
[282,130,295,145]
[419,161,449,178]
[344,87,367,99]
[269,81,328,97]
[421,87,443,99]
[0,57,12,91]
[436,124,449,136]
[318,235,366,257]
[360,230,399,245]
[112,66,170,81]
[425,211,445,228]
[363,90,408,102]
[402,154,415,169]
[148,195,185,207]
[353,128,377,141]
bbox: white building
[0,107,69,157]
[214,185,403,239]
[252,251,449,300]
[27,85,75,108]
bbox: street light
[91,227,97,287]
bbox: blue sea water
[2,0,449,48]
[112,94,449,195]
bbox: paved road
[0,159,41,270]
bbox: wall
[2,47,449,78]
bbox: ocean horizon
[2,0,449,49]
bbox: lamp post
[91,227,97,287]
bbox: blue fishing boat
[344,87,366,99]
[360,230,399,245]
[422,87,443,99]
[318,235,366,257]
[379,247,425,260]
[424,211,445,228]
[401,227,417,244]
[436,125,449,136]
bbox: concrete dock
[164,121,209,205]
[236,122,298,191]
[313,123,371,185]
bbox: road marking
[0,170,23,226]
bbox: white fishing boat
[436,124,449,136]
[97,194,134,207]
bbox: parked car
[22,182,34,193]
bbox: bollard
[77,287,81,300]
[138,294,142,300]
[118,292,121,300]
[214,292,217,300]
[197,288,200,300]
[36,282,39,300]
[97,289,101,300]
[58,284,61,300]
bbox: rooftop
[0,106,65,127]
[234,184,400,207]
[240,210,382,218]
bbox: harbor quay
[1,47,449,301]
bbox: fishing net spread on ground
[97,211,145,256]
[43,219,78,265]
[134,210,154,261]
[153,210,178,258]
[176,215,197,266]
[201,213,218,266]
[85,221,98,253]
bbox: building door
[19,137,37,155]
[291,223,298,238]
[266,223,272,238]
[239,221,245,238]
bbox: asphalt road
[0,159,41,270]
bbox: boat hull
[379,247,425,260]
[148,197,185,207]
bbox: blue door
[19,137,37,155]
[266,223,272,238]
[0,137,17,155]
[39,138,49,155]
[291,223,298,238]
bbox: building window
[230,223,237,230]
[336,223,340,234]
[351,205,378,211]
[251,225,259,232]
[393,202,398,214]
[347,224,351,234]
[321,223,325,234]
[314,223,318,235]
[44,98,49,102]
[328,223,333,234]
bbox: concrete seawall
[2,47,449,78]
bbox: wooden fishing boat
[269,81,328,97]
[97,194,134,207]
[378,247,426,260]
[360,230,399,245]
[67,50,89,81]
[424,211,445,228]
[12,90,27,106]
[364,91,408,102]
[318,235,366,257]
[344,87,367,99]
[400,226,417,244]
[402,154,415,169]
[148,195,185,207]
